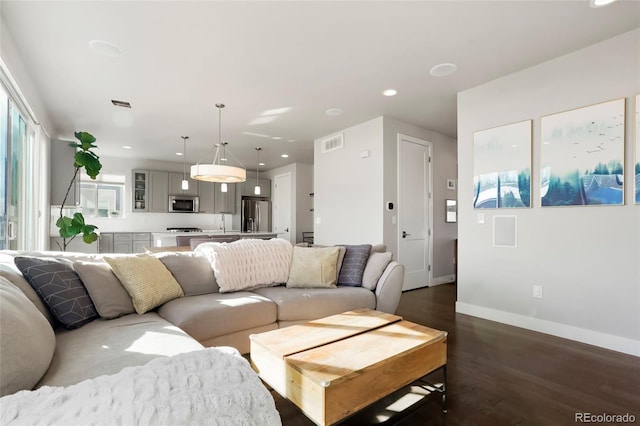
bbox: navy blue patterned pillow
[14,257,99,329]
[337,244,372,287]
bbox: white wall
[263,162,314,244]
[0,15,53,134]
[314,116,458,282]
[382,117,458,279]
[314,117,384,245]
[457,29,640,356]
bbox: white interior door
[398,134,432,291]
[273,173,292,242]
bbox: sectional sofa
[0,238,404,424]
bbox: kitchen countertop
[151,231,278,236]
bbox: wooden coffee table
[250,308,447,425]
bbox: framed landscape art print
[473,120,531,209]
[540,98,625,207]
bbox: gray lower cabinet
[100,232,151,253]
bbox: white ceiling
[2,1,639,171]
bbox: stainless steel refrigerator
[241,197,271,233]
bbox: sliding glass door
[1,82,38,250]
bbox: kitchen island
[151,231,279,249]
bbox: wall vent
[320,133,344,153]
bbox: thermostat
[386,202,394,211]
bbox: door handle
[284,228,289,232]
[402,231,411,238]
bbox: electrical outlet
[533,285,543,299]
[477,213,485,224]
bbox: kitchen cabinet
[100,233,151,253]
[214,183,237,213]
[199,182,237,214]
[241,178,271,198]
[49,237,98,253]
[149,171,169,212]
[132,170,148,211]
[168,172,198,197]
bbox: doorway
[273,172,292,242]
[397,134,433,291]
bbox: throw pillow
[14,256,99,329]
[195,238,293,293]
[73,259,136,319]
[154,252,219,295]
[104,254,184,314]
[337,244,372,287]
[0,277,56,397]
[287,246,340,288]
[361,252,393,290]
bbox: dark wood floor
[272,284,640,425]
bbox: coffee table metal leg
[441,364,447,413]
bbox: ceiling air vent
[320,133,344,153]
[111,99,131,108]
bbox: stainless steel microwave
[168,195,199,213]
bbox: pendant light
[220,142,228,192]
[181,136,189,191]
[190,103,246,183]
[254,147,262,195]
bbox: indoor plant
[55,131,102,251]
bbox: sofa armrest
[374,261,404,314]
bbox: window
[80,173,125,218]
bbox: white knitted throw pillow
[195,238,293,293]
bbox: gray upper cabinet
[50,139,79,206]
[241,179,271,198]
[198,182,237,214]
[214,183,237,214]
[168,172,198,196]
[198,181,215,213]
[149,171,169,212]
[132,170,148,211]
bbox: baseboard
[455,302,640,357]
[430,274,456,287]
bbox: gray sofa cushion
[37,312,203,388]
[252,286,375,322]
[14,257,98,329]
[0,261,55,325]
[0,277,56,396]
[337,244,372,287]
[73,259,135,319]
[158,292,277,343]
[154,252,219,295]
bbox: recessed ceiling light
[281,154,289,158]
[89,40,123,57]
[430,63,458,77]
[122,146,132,150]
[176,152,183,156]
[589,0,619,7]
[221,157,227,162]
[382,89,398,97]
[271,136,283,140]
[288,139,296,143]
[325,108,343,116]
[259,162,265,166]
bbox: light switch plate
[477,213,485,224]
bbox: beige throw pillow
[286,246,340,288]
[104,254,184,314]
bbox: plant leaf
[82,231,99,244]
[73,131,97,151]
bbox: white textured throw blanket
[195,239,293,293]
[0,347,281,426]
